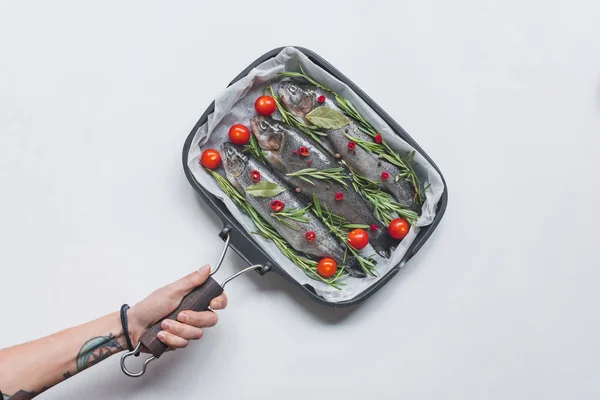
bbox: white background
[1,1,599,399]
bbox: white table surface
[1,1,599,399]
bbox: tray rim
[182,46,449,308]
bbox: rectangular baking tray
[182,46,448,307]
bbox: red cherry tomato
[348,228,369,250]
[317,257,337,278]
[388,218,410,239]
[228,124,251,145]
[255,95,277,116]
[200,149,221,169]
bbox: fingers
[157,331,189,349]
[210,293,228,310]
[168,265,211,297]
[177,310,218,328]
[161,319,204,340]
[157,309,220,347]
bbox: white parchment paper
[187,47,445,303]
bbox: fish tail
[343,255,368,278]
[370,228,397,259]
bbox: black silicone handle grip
[139,276,224,358]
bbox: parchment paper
[186,47,445,303]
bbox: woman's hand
[127,265,227,350]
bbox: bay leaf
[306,107,350,129]
[246,181,287,197]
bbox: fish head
[250,115,284,151]
[220,142,248,178]
[278,81,315,117]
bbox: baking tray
[182,46,448,307]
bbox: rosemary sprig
[279,64,423,203]
[334,96,378,137]
[315,206,369,230]
[344,161,419,225]
[279,65,333,94]
[377,143,423,203]
[311,194,377,277]
[342,223,371,229]
[243,132,266,162]
[286,167,349,187]
[268,86,326,143]
[344,132,423,203]
[343,132,382,153]
[208,169,346,288]
[270,206,311,230]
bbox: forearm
[0,312,128,399]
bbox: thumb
[170,265,211,296]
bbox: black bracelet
[120,304,139,356]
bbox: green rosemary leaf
[311,193,322,215]
[271,215,300,230]
[342,224,370,229]
[243,133,266,162]
[298,175,315,185]
[344,132,382,153]
[358,125,376,137]
[286,167,349,187]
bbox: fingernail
[157,331,166,340]
[199,265,210,273]
[161,320,171,330]
[179,313,189,322]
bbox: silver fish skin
[220,143,366,277]
[278,81,420,212]
[250,115,395,258]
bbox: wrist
[126,306,144,349]
[111,311,129,351]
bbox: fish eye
[288,85,297,94]
[259,120,268,130]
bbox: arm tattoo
[2,390,36,400]
[1,388,48,400]
[75,333,123,372]
[0,334,121,399]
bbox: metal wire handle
[210,231,231,276]
[120,343,151,378]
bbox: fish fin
[265,152,287,173]
[227,176,244,195]
[383,178,420,213]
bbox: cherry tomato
[317,257,337,278]
[200,148,221,169]
[229,124,251,145]
[348,228,369,250]
[255,95,277,116]
[388,218,410,239]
